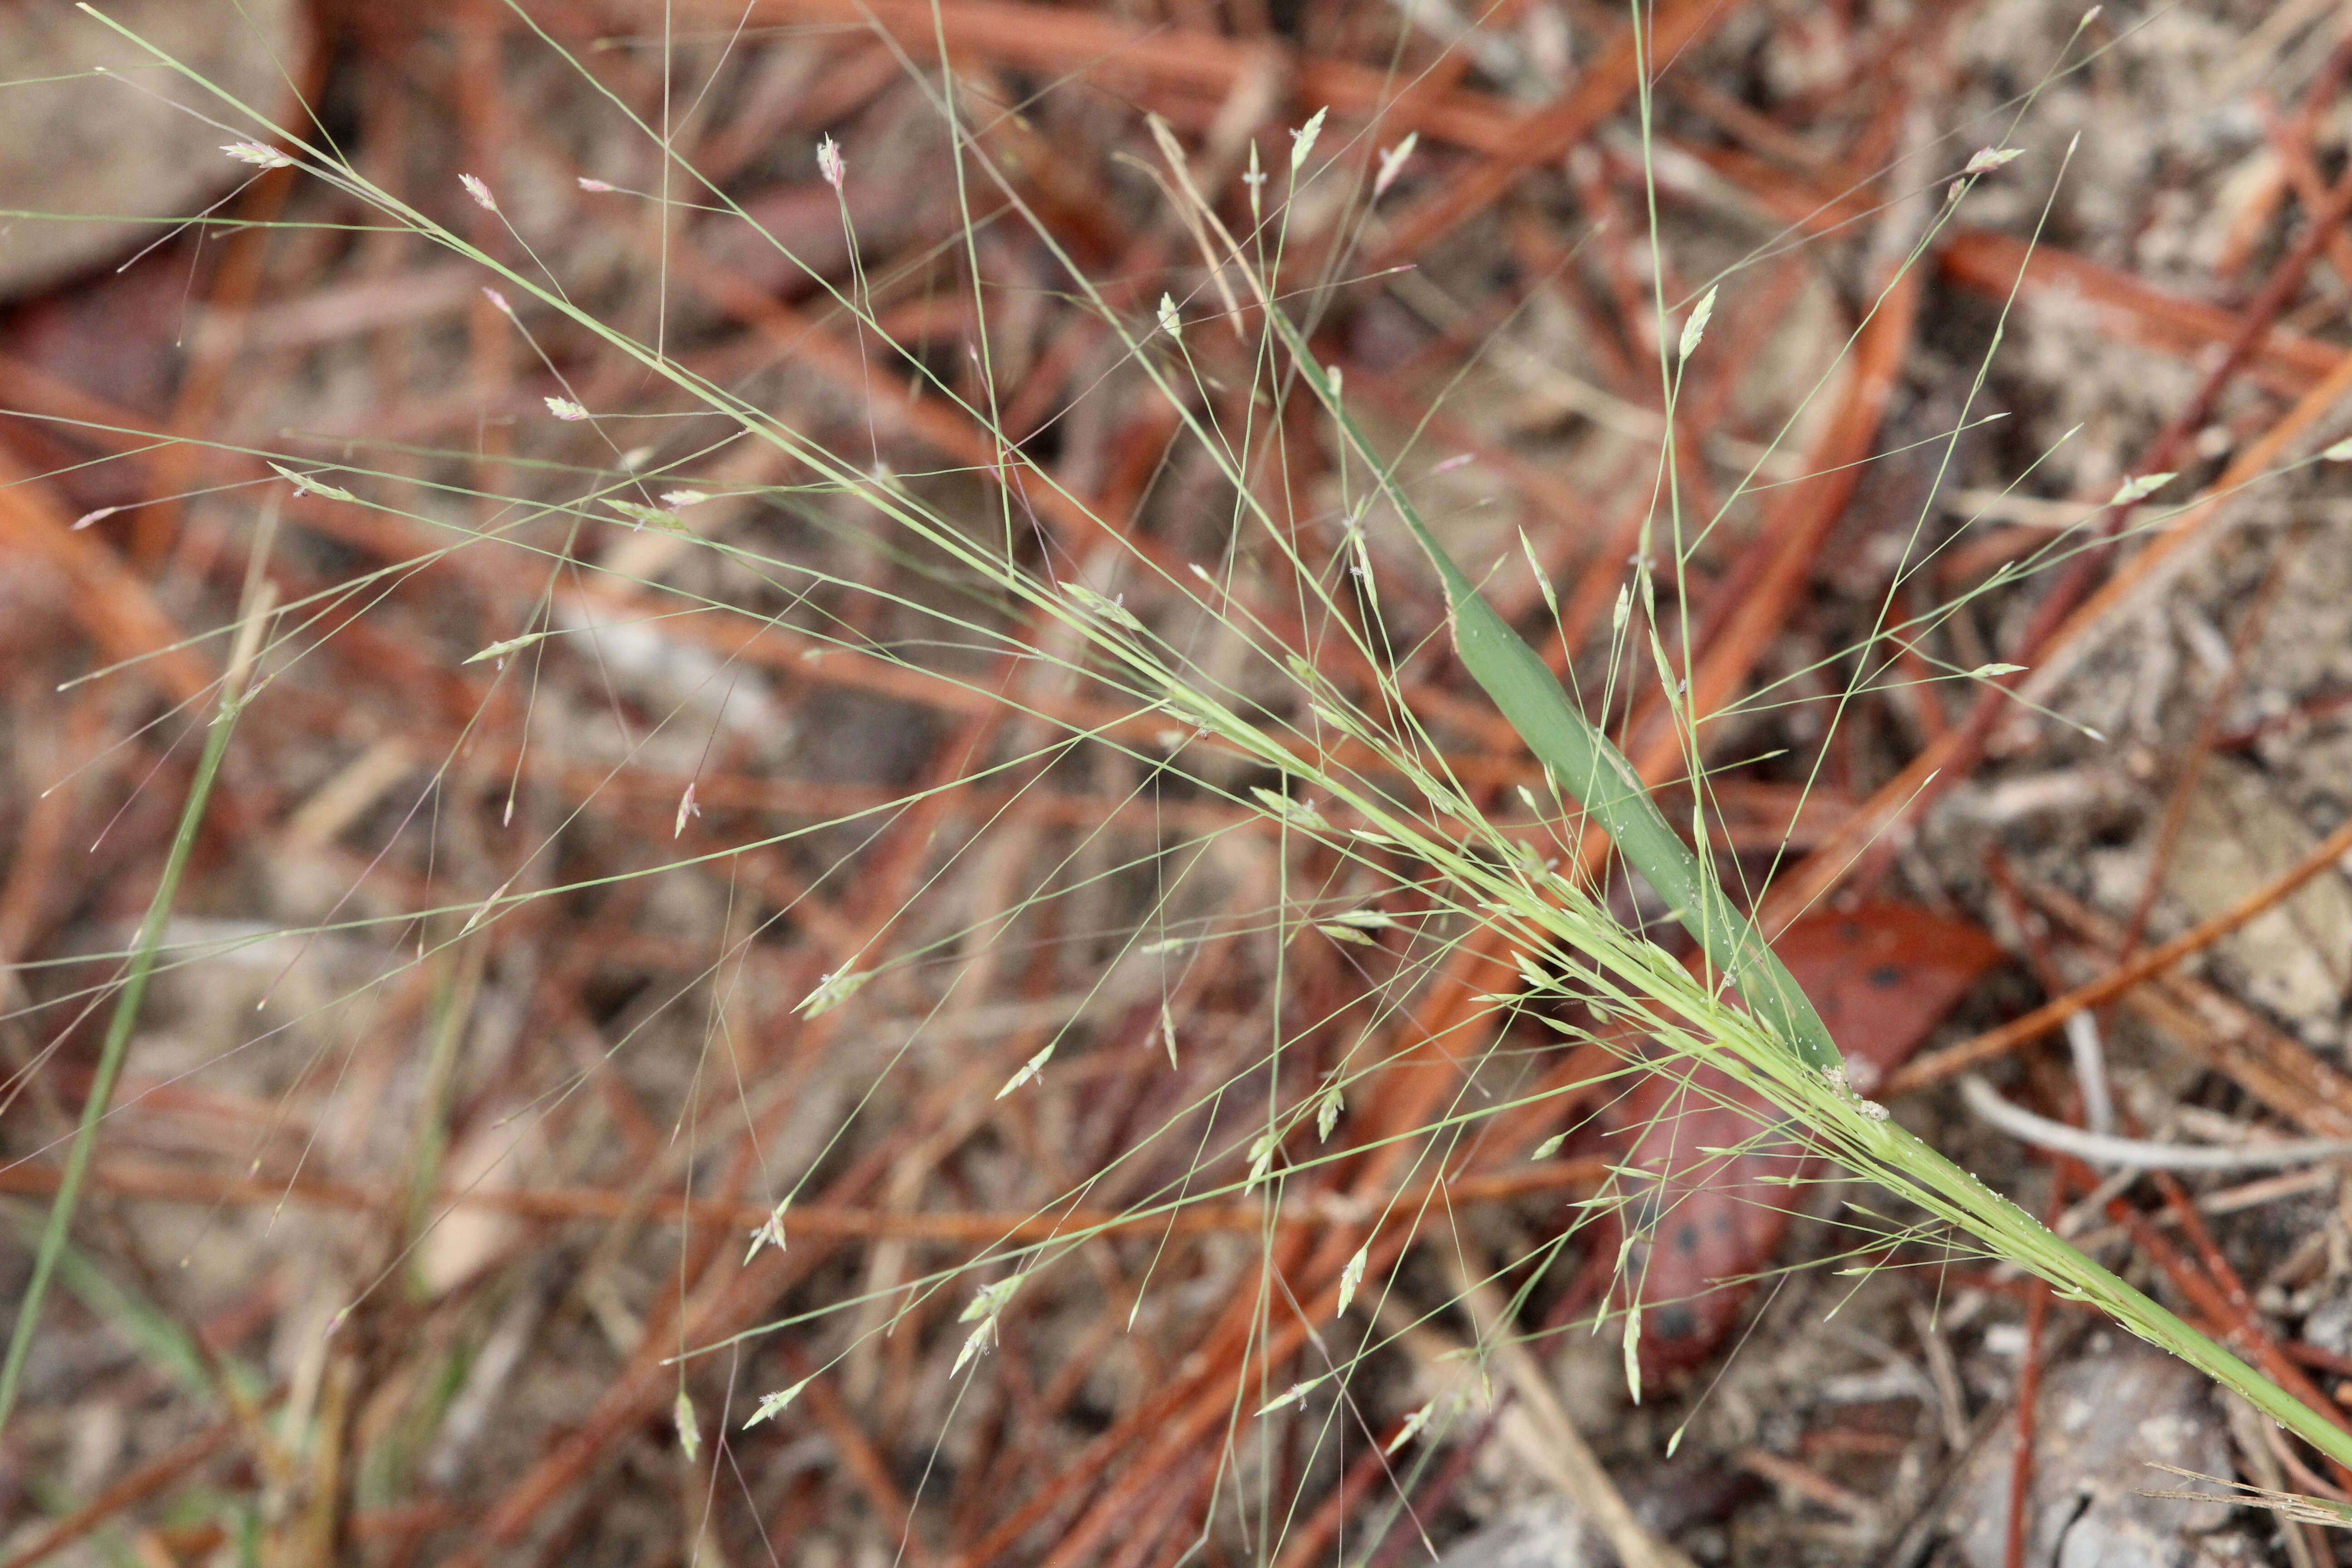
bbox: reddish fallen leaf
[1580,904,2001,1377]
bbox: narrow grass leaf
[0,637,248,1429]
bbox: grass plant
[10,0,2352,1557]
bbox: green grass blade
[1272,333,1838,1074]
[1265,322,2352,1471]
[0,674,250,1434]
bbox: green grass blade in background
[0,595,268,1435]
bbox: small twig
[1447,1261,1698,1568]
[1891,812,2352,1095]
[1961,1076,2352,1171]
[0,1400,273,1568]
[1736,1448,1878,1524]
[2064,1011,2116,1137]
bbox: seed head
[461,173,499,212]
[1677,285,1717,363]
[1373,132,1417,200]
[745,1378,809,1428]
[221,140,293,169]
[2107,471,2175,506]
[1289,107,1328,173]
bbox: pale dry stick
[1447,1260,1698,1568]
[1960,1078,2352,1172]
[1886,812,2352,1096]
[2064,1011,2116,1137]
[2003,877,2352,1142]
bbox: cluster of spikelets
[60,1,2352,1482]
